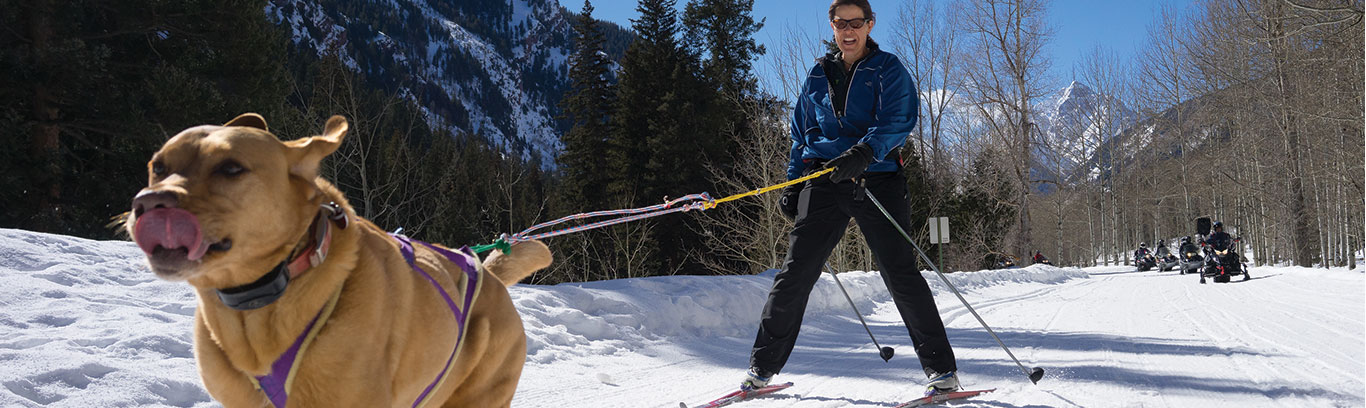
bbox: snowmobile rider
[1154,239,1171,258]
[748,0,959,396]
[1179,236,1201,262]
[1203,221,1234,252]
[1032,251,1049,265]
[1134,242,1150,261]
[1201,221,1250,281]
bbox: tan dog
[126,113,551,407]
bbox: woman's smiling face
[831,4,873,57]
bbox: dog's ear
[285,115,348,180]
[223,113,269,131]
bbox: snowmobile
[1200,239,1247,283]
[1196,218,1250,284]
[1153,244,1179,271]
[1176,237,1203,275]
[1032,252,1052,266]
[1133,245,1156,271]
[1134,254,1156,271]
[990,254,1019,270]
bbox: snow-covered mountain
[1032,81,1139,185]
[266,0,611,166]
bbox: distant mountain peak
[1032,81,1138,187]
[1063,80,1092,100]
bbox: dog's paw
[483,240,552,285]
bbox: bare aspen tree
[311,57,442,233]
[956,0,1054,259]
[892,0,961,182]
[1135,3,1195,228]
[698,96,799,274]
[697,23,829,274]
[1177,0,1361,267]
[1077,46,1131,265]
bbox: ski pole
[824,263,895,362]
[861,189,1046,384]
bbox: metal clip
[853,177,867,202]
[322,201,348,229]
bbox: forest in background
[2,0,1361,284]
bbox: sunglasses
[832,18,870,30]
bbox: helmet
[1140,242,1148,248]
[1213,221,1224,230]
[1181,236,1191,243]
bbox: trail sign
[929,217,950,244]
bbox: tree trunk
[27,0,61,231]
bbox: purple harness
[254,234,481,408]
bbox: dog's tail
[481,240,553,286]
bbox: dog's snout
[133,190,179,216]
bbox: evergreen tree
[610,0,683,201]
[951,149,1019,269]
[0,0,292,237]
[608,0,717,272]
[558,0,615,211]
[683,0,766,98]
[679,0,768,274]
[678,0,766,182]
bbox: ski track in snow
[0,228,1361,407]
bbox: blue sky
[562,0,1175,96]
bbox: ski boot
[739,367,774,392]
[924,370,960,396]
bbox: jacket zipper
[827,58,864,129]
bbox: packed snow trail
[0,229,1361,407]
[512,265,1363,407]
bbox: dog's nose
[133,190,179,217]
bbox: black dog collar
[216,261,291,310]
[215,203,346,311]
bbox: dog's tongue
[134,208,207,261]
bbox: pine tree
[678,0,768,274]
[952,149,1020,269]
[607,0,721,273]
[683,0,766,98]
[0,0,292,237]
[679,0,766,184]
[558,0,615,211]
[609,0,684,202]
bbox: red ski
[894,388,995,407]
[680,382,795,408]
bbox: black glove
[779,182,804,221]
[824,143,875,183]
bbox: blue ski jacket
[788,44,917,180]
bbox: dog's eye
[216,161,247,177]
[151,161,167,177]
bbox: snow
[1,227,1362,407]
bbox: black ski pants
[749,172,956,378]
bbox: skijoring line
[470,168,835,254]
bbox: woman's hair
[828,0,875,22]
